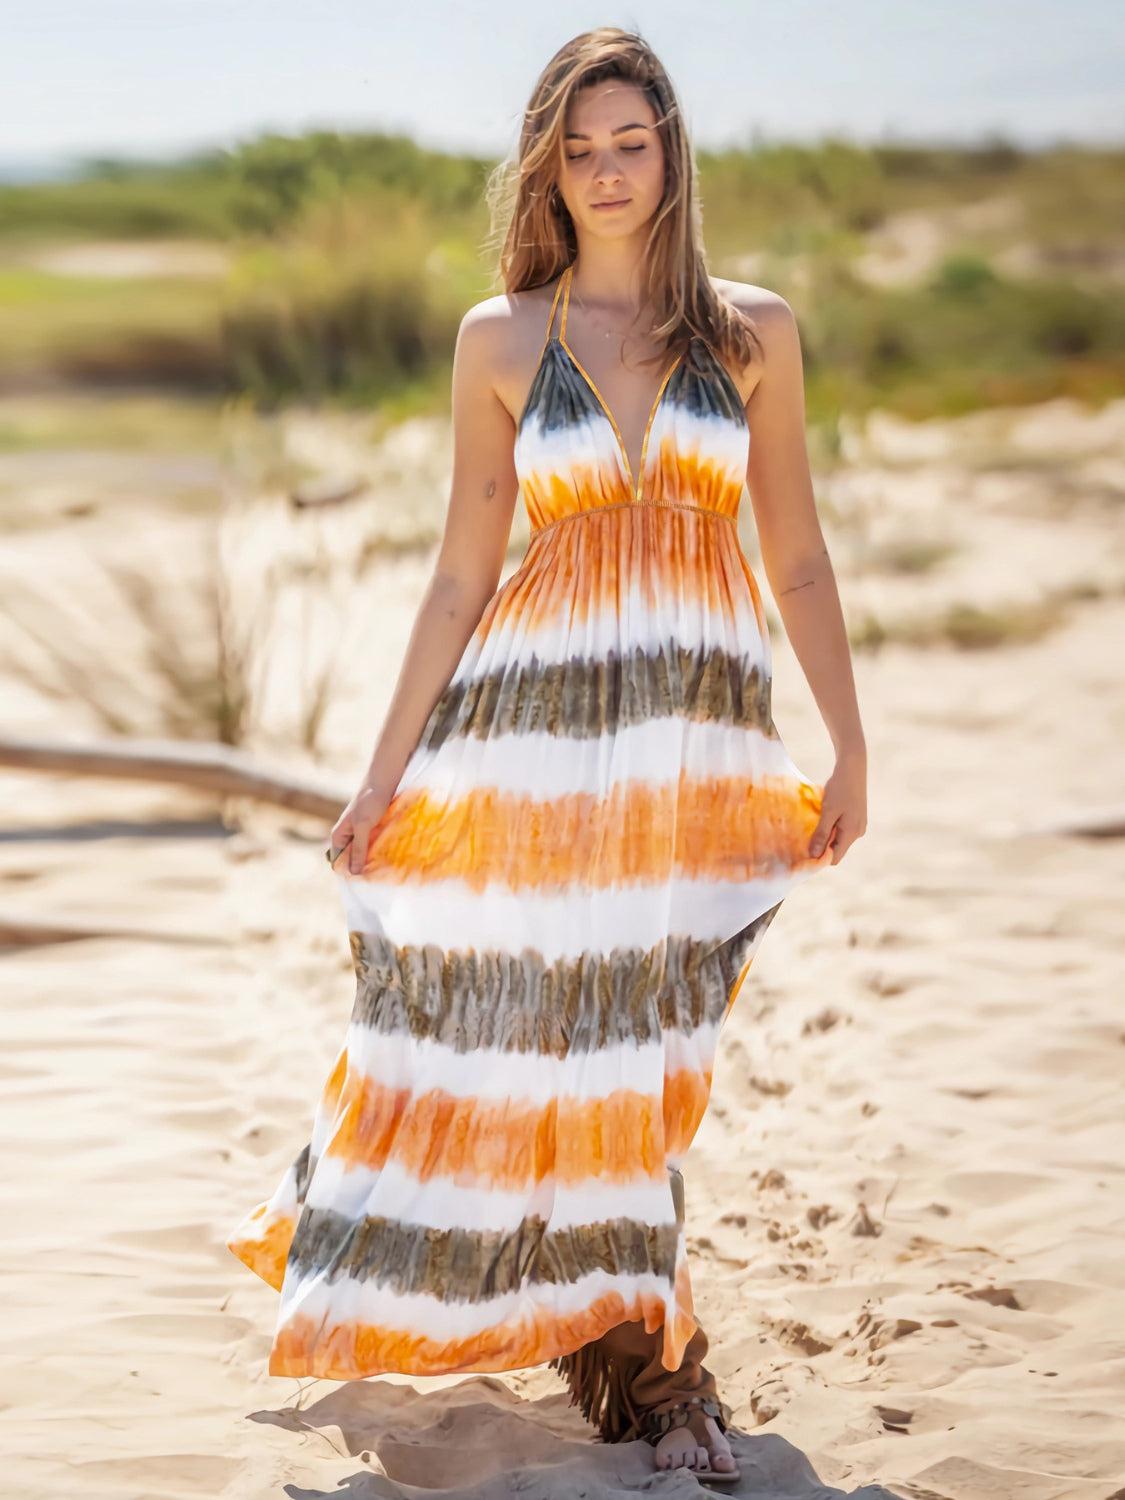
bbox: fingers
[823,818,865,864]
[809,814,838,858]
[326,834,353,868]
[326,812,352,868]
[349,822,371,874]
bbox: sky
[1,0,1121,175]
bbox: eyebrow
[564,123,651,140]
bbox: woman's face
[556,79,666,240]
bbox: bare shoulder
[709,275,796,330]
[707,276,801,399]
[458,281,560,353]
[454,292,509,367]
[457,277,563,425]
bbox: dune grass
[0,132,1121,426]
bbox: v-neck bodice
[554,262,683,496]
[513,262,750,532]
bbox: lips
[592,198,630,209]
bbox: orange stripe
[530,498,737,542]
[270,1284,697,1379]
[521,452,632,525]
[227,1206,297,1292]
[520,450,743,531]
[359,773,829,889]
[652,436,745,513]
[663,1066,713,1158]
[479,496,752,637]
[320,1043,348,1114]
[323,1074,671,1184]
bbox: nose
[592,151,623,186]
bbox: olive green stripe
[289,1204,678,1299]
[419,641,775,753]
[347,904,781,1057]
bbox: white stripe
[304,1152,549,1228]
[345,1026,659,1103]
[550,1177,678,1231]
[303,1153,677,1234]
[342,1020,721,1104]
[514,403,621,477]
[663,404,752,471]
[309,1098,337,1164]
[663,1021,721,1074]
[515,402,748,489]
[445,573,771,692]
[404,718,802,802]
[336,866,818,963]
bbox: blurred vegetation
[1,129,1123,425]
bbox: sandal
[641,1393,742,1485]
[548,1313,741,1484]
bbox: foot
[653,1410,737,1476]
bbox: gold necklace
[570,278,658,359]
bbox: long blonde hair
[484,26,763,376]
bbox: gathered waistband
[529,500,738,538]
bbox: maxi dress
[227,262,834,1380]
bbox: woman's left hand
[809,746,868,865]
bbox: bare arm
[738,290,867,862]
[741,293,864,758]
[330,301,520,871]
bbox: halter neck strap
[539,265,571,356]
[558,262,573,342]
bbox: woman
[227,27,867,1485]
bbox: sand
[2,394,1123,1499]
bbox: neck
[569,240,649,319]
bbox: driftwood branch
[290,476,369,510]
[0,735,348,819]
[1016,810,1125,839]
[0,917,226,949]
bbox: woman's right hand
[327,776,396,876]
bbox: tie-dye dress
[226,261,833,1380]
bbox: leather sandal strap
[640,1393,733,1446]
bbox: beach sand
[2,396,1123,1499]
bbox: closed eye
[566,145,646,161]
